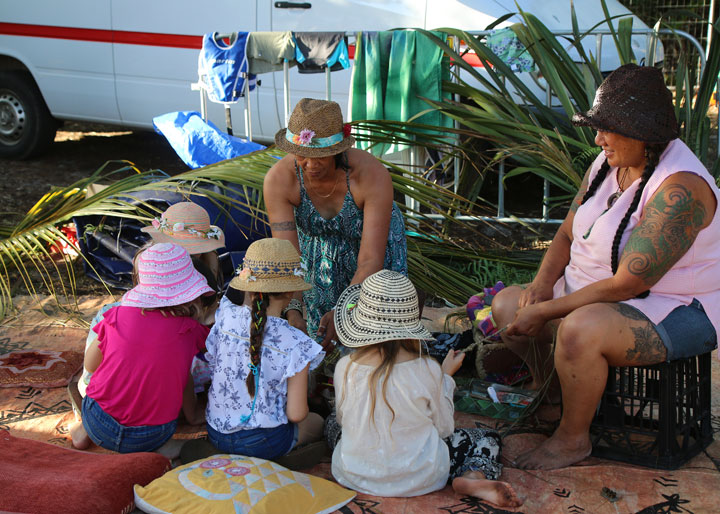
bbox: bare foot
[513,431,591,470]
[452,473,523,508]
[70,421,91,450]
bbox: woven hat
[333,270,432,348]
[122,243,214,309]
[274,98,355,157]
[229,238,311,293]
[142,202,225,254]
[572,63,678,143]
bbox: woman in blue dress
[264,98,407,353]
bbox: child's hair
[343,339,426,426]
[246,291,269,397]
[142,298,203,321]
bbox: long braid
[246,292,269,397]
[580,158,611,205]
[610,143,667,284]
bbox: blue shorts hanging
[198,32,257,104]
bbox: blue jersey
[198,32,257,104]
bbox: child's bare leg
[296,412,324,446]
[452,470,522,508]
[70,421,91,450]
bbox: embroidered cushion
[134,454,355,514]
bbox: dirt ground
[0,122,190,297]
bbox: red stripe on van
[0,22,202,49]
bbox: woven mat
[0,350,83,388]
[1,295,720,513]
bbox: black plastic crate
[590,351,713,469]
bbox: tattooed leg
[610,303,667,364]
[514,302,664,470]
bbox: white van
[0,0,656,158]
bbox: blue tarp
[153,111,265,169]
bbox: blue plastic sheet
[153,111,265,169]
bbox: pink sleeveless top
[553,139,720,334]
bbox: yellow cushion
[134,455,355,514]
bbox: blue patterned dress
[294,162,407,341]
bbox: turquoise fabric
[293,163,407,341]
[485,27,534,73]
[350,30,451,155]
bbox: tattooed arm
[263,156,307,332]
[619,172,716,290]
[508,172,716,337]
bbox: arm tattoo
[610,304,666,364]
[569,180,589,214]
[270,220,296,232]
[621,183,706,285]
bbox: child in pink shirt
[70,243,214,453]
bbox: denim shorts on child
[651,298,718,361]
[81,396,177,453]
[207,422,298,459]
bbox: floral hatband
[151,217,223,240]
[286,128,344,148]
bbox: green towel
[350,30,451,156]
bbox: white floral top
[205,297,324,433]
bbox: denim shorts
[81,396,177,453]
[652,298,718,361]
[207,422,298,460]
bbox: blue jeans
[207,422,297,459]
[81,396,177,453]
[654,298,718,361]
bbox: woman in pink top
[492,64,720,470]
[70,243,214,453]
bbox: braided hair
[580,142,668,294]
[246,292,269,397]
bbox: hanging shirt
[292,32,350,74]
[485,27,535,73]
[198,32,257,104]
[247,31,296,75]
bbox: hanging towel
[247,31,296,75]
[350,30,452,155]
[292,32,350,74]
[153,111,265,169]
[485,27,534,73]
[198,32,257,104]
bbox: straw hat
[333,270,432,348]
[274,98,355,157]
[142,202,225,254]
[229,238,311,293]
[121,243,214,309]
[572,63,678,143]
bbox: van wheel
[0,71,57,159]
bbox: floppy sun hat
[142,202,225,254]
[229,238,312,293]
[571,63,678,144]
[333,270,432,348]
[121,243,214,309]
[274,98,355,158]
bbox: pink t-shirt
[86,306,209,426]
[554,139,720,334]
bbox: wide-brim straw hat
[229,238,312,293]
[274,98,355,158]
[334,270,432,348]
[141,202,225,254]
[121,243,214,309]
[571,63,678,144]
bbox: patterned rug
[1,295,719,513]
[0,349,83,388]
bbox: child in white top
[204,238,325,459]
[328,270,522,508]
